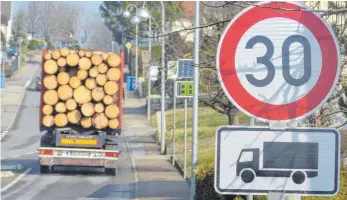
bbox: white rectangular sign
[215,126,340,196]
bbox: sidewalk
[1,58,40,135]
[123,91,191,200]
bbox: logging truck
[38,49,124,175]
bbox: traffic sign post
[215,2,341,199]
[175,80,193,178]
[215,126,340,196]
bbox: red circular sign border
[217,2,340,122]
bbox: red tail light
[40,149,53,155]
[105,152,118,158]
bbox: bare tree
[26,2,41,39]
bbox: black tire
[105,168,117,176]
[241,169,255,183]
[40,165,50,174]
[292,171,306,184]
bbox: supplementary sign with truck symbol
[215,127,340,195]
[214,1,341,197]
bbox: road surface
[1,67,136,199]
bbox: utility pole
[160,1,166,154]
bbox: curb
[124,137,140,200]
[1,64,40,141]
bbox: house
[1,1,12,44]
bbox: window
[239,151,253,162]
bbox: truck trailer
[38,49,124,175]
[236,142,319,184]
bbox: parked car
[35,74,41,91]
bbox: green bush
[28,39,46,50]
[47,42,54,50]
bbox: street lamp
[123,4,139,85]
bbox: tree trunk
[227,108,239,125]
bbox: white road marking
[124,137,139,200]
[24,80,31,88]
[1,164,23,170]
[1,168,32,192]
[0,171,14,178]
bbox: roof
[1,1,11,26]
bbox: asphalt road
[1,68,136,199]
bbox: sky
[11,1,103,16]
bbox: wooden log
[69,76,81,89]
[103,95,113,105]
[78,49,86,57]
[66,53,79,67]
[81,117,92,128]
[97,63,108,74]
[77,69,88,80]
[79,57,92,70]
[102,52,109,61]
[68,68,78,76]
[85,78,97,90]
[57,85,73,101]
[55,102,67,113]
[73,85,92,104]
[92,113,108,129]
[105,104,119,119]
[43,75,58,89]
[57,57,67,67]
[91,54,102,66]
[57,72,70,85]
[94,103,104,113]
[43,90,59,105]
[104,81,119,95]
[108,118,119,129]
[106,68,121,81]
[44,52,52,60]
[81,102,95,117]
[92,87,105,102]
[54,113,68,127]
[60,48,70,57]
[65,99,77,111]
[85,51,92,58]
[43,105,53,115]
[67,110,82,124]
[107,53,121,67]
[52,50,61,60]
[96,74,107,86]
[43,115,54,127]
[89,67,99,78]
[44,60,58,75]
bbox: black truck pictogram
[236,142,318,184]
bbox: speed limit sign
[217,1,340,122]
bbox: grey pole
[160,1,166,154]
[135,23,139,86]
[19,38,22,69]
[172,81,177,165]
[191,1,200,199]
[183,98,188,179]
[147,15,152,120]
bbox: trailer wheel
[105,168,117,176]
[240,169,255,183]
[292,171,306,184]
[40,165,50,174]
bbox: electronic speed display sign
[216,2,340,122]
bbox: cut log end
[107,53,121,67]
[92,87,105,102]
[52,50,61,60]
[85,78,97,90]
[44,60,58,75]
[89,67,99,78]
[55,113,68,127]
[79,57,92,70]
[96,74,107,86]
[44,52,52,60]
[104,81,119,95]
[57,85,73,101]
[69,76,81,89]
[81,102,95,117]
[43,90,59,105]
[73,85,92,104]
[92,113,108,129]
[43,115,54,127]
[57,72,70,85]
[94,103,105,113]
[78,50,86,57]
[57,57,67,67]
[65,99,77,111]
[43,75,58,90]
[97,63,108,74]
[43,105,53,115]
[77,70,88,80]
[60,48,70,57]
[85,51,92,58]
[105,104,120,119]
[102,53,109,61]
[91,54,102,65]
[55,102,67,113]
[108,118,119,129]
[103,95,114,105]
[81,117,92,128]
[106,68,121,81]
[66,53,80,67]
[67,110,82,124]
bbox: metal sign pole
[191,1,200,199]
[172,81,177,165]
[184,98,188,179]
[247,117,254,200]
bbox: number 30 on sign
[216,1,341,122]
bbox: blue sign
[177,59,194,79]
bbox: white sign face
[168,61,178,80]
[215,126,340,196]
[216,1,340,122]
[149,66,159,81]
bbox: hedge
[28,39,46,50]
[195,161,346,200]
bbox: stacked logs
[42,48,122,129]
